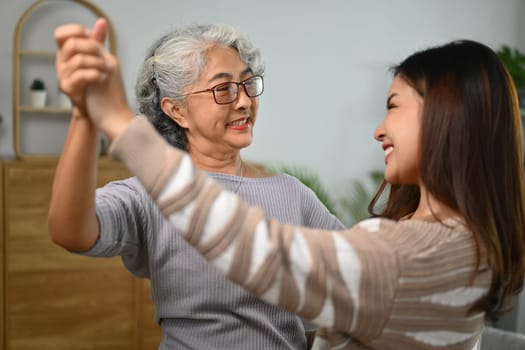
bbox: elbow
[48,205,61,244]
[47,206,72,249]
[47,206,98,252]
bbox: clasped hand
[54,18,134,141]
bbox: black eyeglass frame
[178,75,264,105]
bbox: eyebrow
[386,93,398,106]
[207,67,253,83]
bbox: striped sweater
[109,117,491,350]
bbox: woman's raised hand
[54,18,134,141]
[54,18,108,114]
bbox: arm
[48,20,109,251]
[293,179,345,348]
[73,20,397,338]
[47,108,100,251]
[107,118,398,337]
[301,186,345,230]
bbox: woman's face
[176,46,259,156]
[374,75,423,185]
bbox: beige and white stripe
[110,117,491,349]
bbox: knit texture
[108,117,492,350]
[83,117,344,349]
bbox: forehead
[389,75,411,93]
[199,46,249,79]
[389,75,423,102]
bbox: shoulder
[346,217,472,251]
[209,172,303,188]
[273,173,319,192]
[338,217,477,278]
[257,173,320,198]
[98,176,143,191]
[271,173,306,186]
[354,218,477,269]
[354,217,468,235]
[96,176,150,203]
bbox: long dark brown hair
[369,40,525,320]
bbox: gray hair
[135,23,265,149]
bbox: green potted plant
[29,78,47,108]
[266,163,385,226]
[266,164,338,215]
[336,170,384,226]
[496,45,525,109]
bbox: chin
[239,136,253,148]
[239,142,252,150]
[384,175,403,186]
[383,172,395,183]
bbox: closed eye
[386,93,398,110]
[214,83,230,92]
[387,103,397,110]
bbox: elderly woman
[49,20,344,350]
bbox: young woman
[50,19,343,349]
[55,19,525,349]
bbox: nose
[234,85,252,109]
[374,121,385,141]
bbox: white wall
[1,0,525,334]
[1,0,524,196]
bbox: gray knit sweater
[108,117,492,350]
[84,148,344,349]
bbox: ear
[161,97,189,128]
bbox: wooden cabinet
[0,159,160,350]
[5,2,160,347]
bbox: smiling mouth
[227,117,250,126]
[384,146,394,163]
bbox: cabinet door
[3,160,142,350]
[140,280,162,349]
[1,163,4,348]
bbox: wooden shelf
[19,106,72,114]
[18,50,56,57]
[13,0,118,160]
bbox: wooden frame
[12,0,118,160]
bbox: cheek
[251,99,259,113]
[387,134,421,183]
[400,140,421,182]
[193,104,230,123]
[249,101,259,123]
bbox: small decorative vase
[30,90,47,108]
[58,91,72,109]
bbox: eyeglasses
[180,75,264,105]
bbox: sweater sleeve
[109,117,398,340]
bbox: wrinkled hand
[85,41,134,140]
[54,19,108,115]
[55,18,134,141]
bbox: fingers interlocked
[54,21,110,113]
